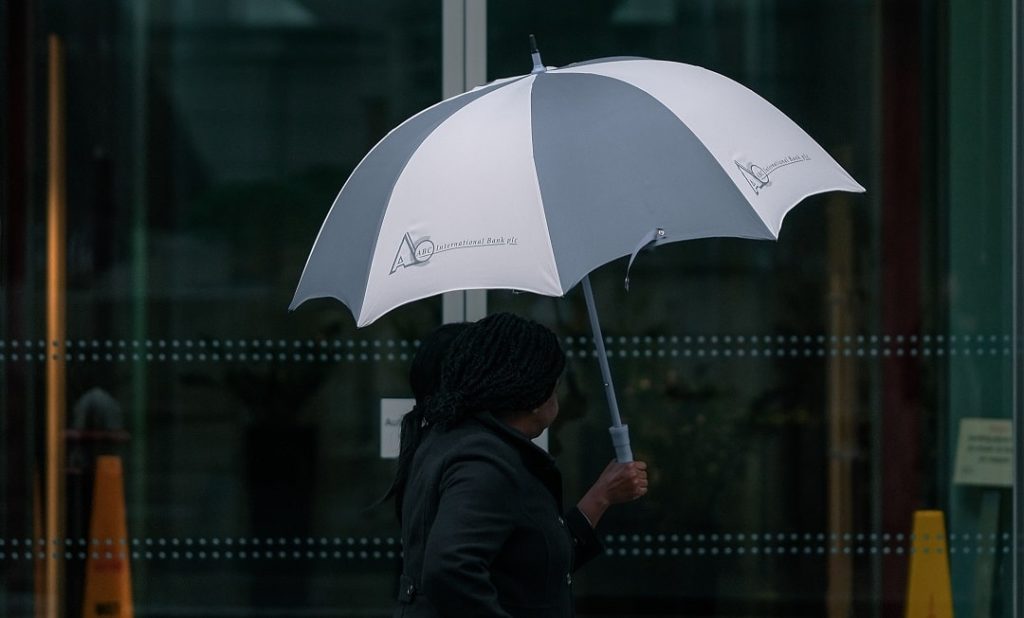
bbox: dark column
[880,0,925,615]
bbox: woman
[391,313,648,617]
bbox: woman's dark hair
[383,322,468,521]
[386,313,565,522]
[420,312,565,428]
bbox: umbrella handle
[609,425,634,464]
[581,275,634,463]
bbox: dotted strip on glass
[599,531,1014,558]
[0,536,401,562]
[0,532,1013,562]
[0,334,1014,364]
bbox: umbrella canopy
[290,56,864,326]
[291,48,865,462]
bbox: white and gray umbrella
[291,40,864,461]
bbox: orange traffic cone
[905,510,954,618]
[82,456,133,618]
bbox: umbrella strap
[624,228,666,290]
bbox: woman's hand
[596,460,649,504]
[576,460,649,528]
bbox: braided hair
[383,322,468,521]
[386,313,565,522]
[421,312,565,428]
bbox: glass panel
[2,0,1019,616]
[486,0,1017,615]
[3,1,441,615]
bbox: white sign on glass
[380,398,415,459]
[952,418,1013,487]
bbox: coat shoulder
[441,422,520,468]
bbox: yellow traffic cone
[82,456,133,618]
[905,510,954,618]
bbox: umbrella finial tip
[529,34,545,73]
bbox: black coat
[394,412,603,617]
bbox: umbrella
[290,37,865,462]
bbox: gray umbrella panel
[530,71,775,293]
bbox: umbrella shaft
[581,275,624,428]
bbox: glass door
[2,1,444,615]
[485,0,1021,615]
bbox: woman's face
[534,389,560,430]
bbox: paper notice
[952,418,1013,487]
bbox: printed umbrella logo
[735,161,771,193]
[390,233,435,274]
[735,154,811,195]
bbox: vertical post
[464,0,487,100]
[947,1,1014,611]
[441,0,466,324]
[7,2,40,614]
[826,193,855,618]
[972,490,1001,617]
[441,0,465,100]
[128,0,149,599]
[33,471,43,618]
[1012,0,1023,611]
[463,0,487,322]
[880,2,925,608]
[45,33,67,618]
[441,0,488,323]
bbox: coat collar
[472,412,563,508]
[473,412,554,462]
